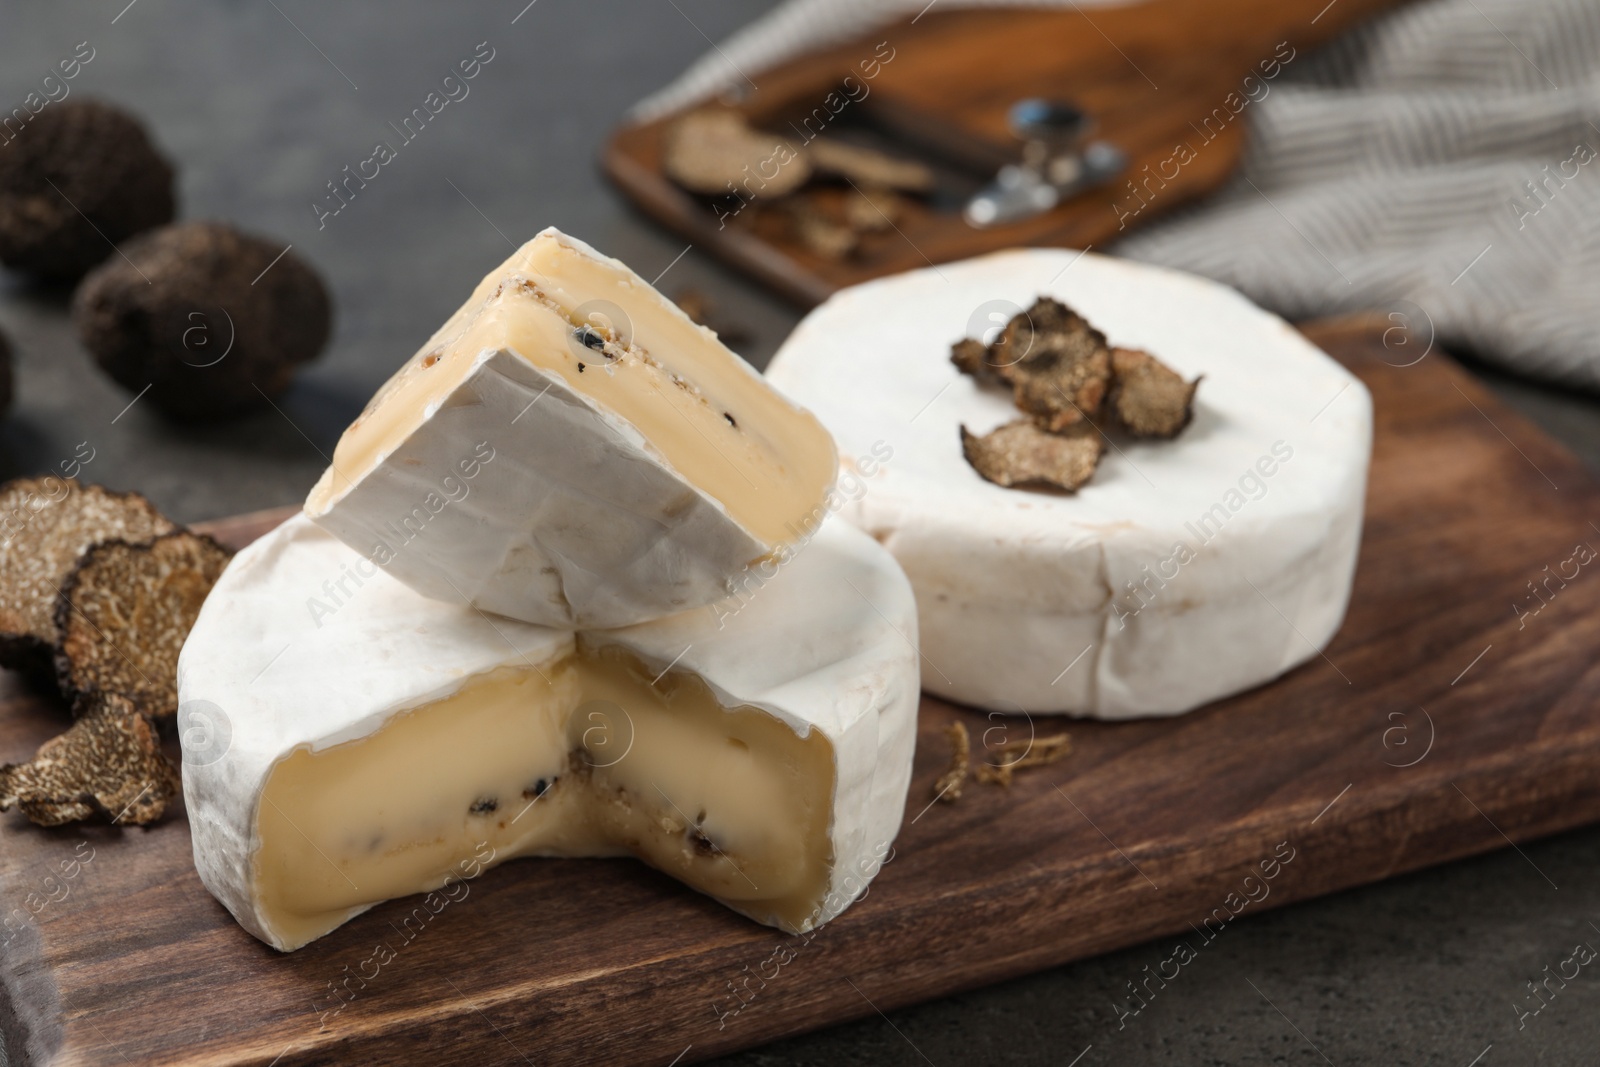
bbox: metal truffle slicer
[964,98,1127,228]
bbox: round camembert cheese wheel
[179,513,917,951]
[766,249,1372,718]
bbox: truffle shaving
[664,109,811,199]
[960,420,1104,492]
[992,299,1113,432]
[0,691,179,826]
[55,530,233,720]
[807,138,934,192]
[0,478,176,674]
[1107,347,1200,438]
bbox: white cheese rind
[765,249,1372,718]
[178,513,917,950]
[309,347,770,629]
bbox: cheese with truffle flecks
[766,249,1372,719]
[305,227,839,629]
[178,513,917,951]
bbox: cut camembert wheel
[766,249,1373,718]
[178,513,916,951]
[305,227,839,629]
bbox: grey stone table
[2,3,1598,1064]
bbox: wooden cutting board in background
[1,319,1597,1066]
[603,0,1411,306]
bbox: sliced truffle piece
[663,109,811,199]
[0,691,179,826]
[1107,347,1200,438]
[74,221,332,421]
[960,420,1104,492]
[993,299,1113,432]
[807,138,934,193]
[0,478,176,674]
[0,99,176,281]
[55,530,232,720]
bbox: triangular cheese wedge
[305,228,839,628]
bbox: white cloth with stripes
[638,0,1600,390]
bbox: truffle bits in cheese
[178,514,917,952]
[305,227,839,629]
[766,250,1372,719]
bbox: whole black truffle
[0,100,176,281]
[73,222,332,421]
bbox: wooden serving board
[3,318,1599,1066]
[603,0,1411,306]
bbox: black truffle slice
[0,691,179,826]
[993,298,1113,433]
[1107,347,1200,438]
[664,109,811,199]
[55,530,232,720]
[0,478,176,674]
[74,221,332,421]
[951,298,1113,432]
[960,419,1104,492]
[0,99,176,280]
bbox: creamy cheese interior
[305,231,838,548]
[254,646,835,949]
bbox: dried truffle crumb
[934,719,970,803]
[975,731,1072,787]
[55,530,233,720]
[1106,347,1199,438]
[723,412,737,428]
[522,777,553,800]
[664,109,811,199]
[469,796,498,815]
[0,100,176,281]
[961,420,1104,492]
[0,691,179,827]
[0,478,176,675]
[74,221,331,422]
[574,325,608,351]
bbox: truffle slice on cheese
[304,227,838,629]
[766,249,1372,719]
[178,514,916,952]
